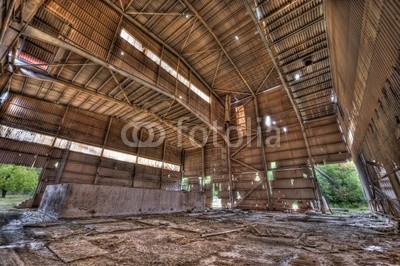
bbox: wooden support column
[311,164,326,213]
[54,141,71,183]
[156,45,165,86]
[201,146,205,192]
[159,140,166,189]
[94,116,113,185]
[253,96,273,210]
[388,173,400,200]
[132,128,143,187]
[227,130,233,208]
[188,70,192,106]
[355,153,374,212]
[180,148,185,190]
[33,105,69,204]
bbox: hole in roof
[304,57,313,66]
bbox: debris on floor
[0,210,399,265]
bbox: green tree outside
[316,161,367,209]
[0,164,40,198]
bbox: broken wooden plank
[201,228,244,237]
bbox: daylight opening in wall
[236,191,241,199]
[181,177,189,191]
[0,125,180,172]
[212,183,222,208]
[267,171,274,181]
[120,28,210,103]
[0,163,40,207]
[292,200,299,211]
[265,115,271,127]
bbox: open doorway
[315,161,368,213]
[0,164,40,210]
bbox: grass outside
[0,194,31,210]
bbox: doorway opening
[0,164,40,210]
[315,161,368,213]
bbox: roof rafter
[180,0,255,97]
[15,67,203,148]
[101,0,223,105]
[244,0,314,163]
[22,24,226,144]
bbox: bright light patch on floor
[294,73,301,81]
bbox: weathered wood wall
[0,94,182,206]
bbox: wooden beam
[15,68,203,148]
[160,139,167,189]
[181,0,255,97]
[102,0,223,105]
[22,25,226,144]
[94,116,113,185]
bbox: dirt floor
[0,209,399,265]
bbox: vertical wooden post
[180,148,185,190]
[311,164,326,213]
[355,153,374,212]
[156,45,165,86]
[55,141,71,183]
[253,96,272,210]
[227,137,233,208]
[33,105,69,204]
[94,116,113,185]
[159,140,166,189]
[388,172,400,200]
[132,128,143,187]
[201,146,205,192]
